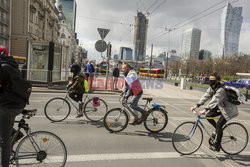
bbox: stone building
[0,0,11,49]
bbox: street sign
[97,28,110,40]
[95,40,107,53]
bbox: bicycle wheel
[221,122,249,155]
[15,131,67,167]
[103,108,129,133]
[144,108,168,133]
[44,97,71,122]
[172,121,203,155]
[84,98,108,122]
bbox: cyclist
[0,46,25,167]
[67,63,86,118]
[191,72,239,152]
[121,63,149,125]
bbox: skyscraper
[0,0,11,50]
[219,3,243,57]
[57,0,77,31]
[181,28,201,59]
[133,12,148,62]
[119,47,133,60]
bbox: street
[11,83,250,167]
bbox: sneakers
[76,113,83,118]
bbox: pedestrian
[191,72,239,152]
[86,60,95,89]
[0,46,26,167]
[112,64,120,90]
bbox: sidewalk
[143,81,250,104]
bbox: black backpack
[1,63,32,103]
[224,86,246,105]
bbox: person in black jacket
[112,64,120,90]
[0,46,25,167]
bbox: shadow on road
[51,120,104,128]
[218,154,250,166]
[111,130,173,142]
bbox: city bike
[9,109,67,166]
[103,94,168,133]
[172,110,248,155]
[44,91,108,122]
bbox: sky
[74,0,250,62]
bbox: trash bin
[174,83,178,86]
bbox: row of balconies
[0,0,9,11]
[0,17,9,25]
[0,31,8,39]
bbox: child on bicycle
[191,73,239,152]
[67,64,86,118]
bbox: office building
[181,28,201,59]
[199,49,212,60]
[133,12,148,61]
[219,3,243,57]
[119,47,133,60]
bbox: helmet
[0,46,9,59]
[70,63,81,73]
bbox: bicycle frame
[189,115,220,138]
[64,92,90,112]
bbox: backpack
[1,63,32,103]
[224,86,246,105]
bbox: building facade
[119,47,133,60]
[219,3,243,57]
[0,0,11,49]
[133,12,148,62]
[57,0,76,31]
[199,49,212,60]
[181,28,201,60]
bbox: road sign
[97,28,110,40]
[95,40,107,53]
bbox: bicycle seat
[22,109,37,116]
[142,98,153,102]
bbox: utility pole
[148,44,153,78]
[105,42,111,89]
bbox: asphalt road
[10,89,250,167]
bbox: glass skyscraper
[133,12,148,62]
[181,28,201,60]
[219,3,243,57]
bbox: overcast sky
[75,0,250,62]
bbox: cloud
[75,0,250,62]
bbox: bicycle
[44,91,108,122]
[9,109,67,166]
[172,109,249,155]
[103,93,168,133]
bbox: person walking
[112,64,120,90]
[86,60,95,89]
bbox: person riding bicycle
[191,73,239,152]
[121,63,149,125]
[0,46,25,167]
[67,63,86,118]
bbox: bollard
[190,86,193,90]
[246,89,248,102]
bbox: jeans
[130,92,145,114]
[206,107,227,146]
[0,107,22,167]
[113,77,118,89]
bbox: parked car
[224,79,250,89]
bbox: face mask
[209,80,216,87]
